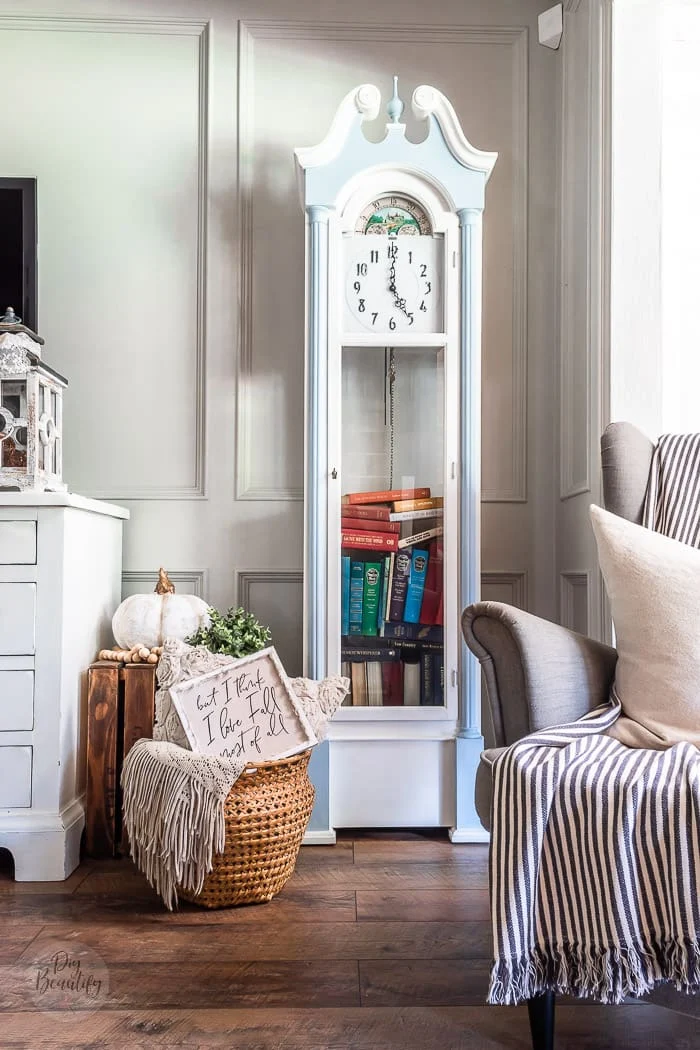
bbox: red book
[342,487,430,506]
[381,661,404,706]
[342,516,400,534]
[341,504,391,522]
[341,530,399,553]
[419,538,444,624]
[435,591,444,626]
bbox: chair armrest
[462,601,618,748]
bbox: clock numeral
[389,317,396,331]
[408,251,413,264]
[424,281,432,294]
[357,263,368,276]
[370,250,379,263]
[353,281,361,293]
[387,243,398,259]
[358,299,366,313]
[420,264,428,277]
[420,301,427,312]
[371,312,378,325]
[407,312,414,326]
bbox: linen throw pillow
[590,503,700,749]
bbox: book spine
[392,496,443,514]
[380,621,444,643]
[403,548,430,624]
[435,592,443,626]
[384,553,395,621]
[419,538,442,625]
[341,555,351,636]
[389,507,444,522]
[388,551,412,622]
[381,660,404,706]
[341,504,391,521]
[349,560,364,635]
[420,650,434,706]
[350,662,367,706]
[396,638,444,653]
[342,516,400,534]
[377,555,389,633]
[341,530,399,553]
[397,525,444,549]
[343,486,430,506]
[342,647,399,660]
[402,653,421,707]
[360,561,382,636]
[432,651,444,707]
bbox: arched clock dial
[344,224,443,334]
[355,194,432,236]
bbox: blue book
[403,548,429,624]
[349,560,364,635]
[341,555,351,635]
[377,556,390,633]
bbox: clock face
[344,232,443,334]
[355,195,432,236]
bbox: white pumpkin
[112,568,210,649]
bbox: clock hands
[387,245,411,318]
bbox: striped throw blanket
[489,432,700,1005]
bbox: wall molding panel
[236,569,303,609]
[121,569,208,600]
[481,570,528,610]
[559,571,589,635]
[0,15,210,501]
[236,20,528,503]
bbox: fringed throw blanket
[122,740,245,910]
[490,430,700,1004]
[489,695,700,1004]
[643,432,700,545]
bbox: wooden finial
[155,567,176,595]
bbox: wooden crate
[85,661,157,858]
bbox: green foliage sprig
[187,606,271,659]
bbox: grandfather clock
[295,79,496,841]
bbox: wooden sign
[168,646,317,763]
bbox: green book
[361,561,382,636]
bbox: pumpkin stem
[155,567,176,595]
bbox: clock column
[304,203,335,843]
[451,206,489,843]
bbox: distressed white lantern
[0,307,66,492]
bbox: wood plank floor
[0,832,698,1049]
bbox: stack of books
[340,487,444,707]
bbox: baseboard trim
[302,828,337,846]
[449,826,491,844]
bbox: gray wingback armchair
[463,421,655,831]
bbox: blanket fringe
[121,740,242,910]
[489,939,700,1006]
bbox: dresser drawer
[0,746,32,807]
[0,670,34,731]
[0,583,35,655]
[0,521,36,564]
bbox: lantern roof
[0,307,44,347]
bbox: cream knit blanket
[121,740,245,910]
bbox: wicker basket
[178,749,315,909]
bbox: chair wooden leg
[527,991,555,1050]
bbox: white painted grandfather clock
[295,79,496,843]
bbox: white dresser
[0,492,127,880]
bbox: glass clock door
[339,344,445,708]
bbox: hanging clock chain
[386,347,396,490]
